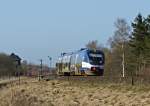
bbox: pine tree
[145,15,150,50]
[129,13,150,75]
[145,15,150,66]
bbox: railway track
[57,75,104,81]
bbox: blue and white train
[56,48,105,76]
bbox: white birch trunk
[122,43,125,77]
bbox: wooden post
[131,71,134,86]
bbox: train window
[76,54,82,64]
[71,54,76,65]
[82,54,88,62]
[70,57,73,65]
[88,52,104,65]
[75,54,79,63]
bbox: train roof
[60,48,104,57]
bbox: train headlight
[91,67,96,71]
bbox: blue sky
[0,0,150,66]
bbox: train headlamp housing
[91,67,96,71]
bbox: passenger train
[56,48,105,76]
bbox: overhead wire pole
[48,56,52,71]
[48,56,52,78]
[38,59,43,81]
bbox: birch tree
[110,18,130,77]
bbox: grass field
[0,77,150,106]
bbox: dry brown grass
[0,78,150,106]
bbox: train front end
[82,50,104,76]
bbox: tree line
[0,52,52,78]
[87,13,150,77]
[0,53,27,78]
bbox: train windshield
[88,52,104,65]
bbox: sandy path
[0,79,150,106]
